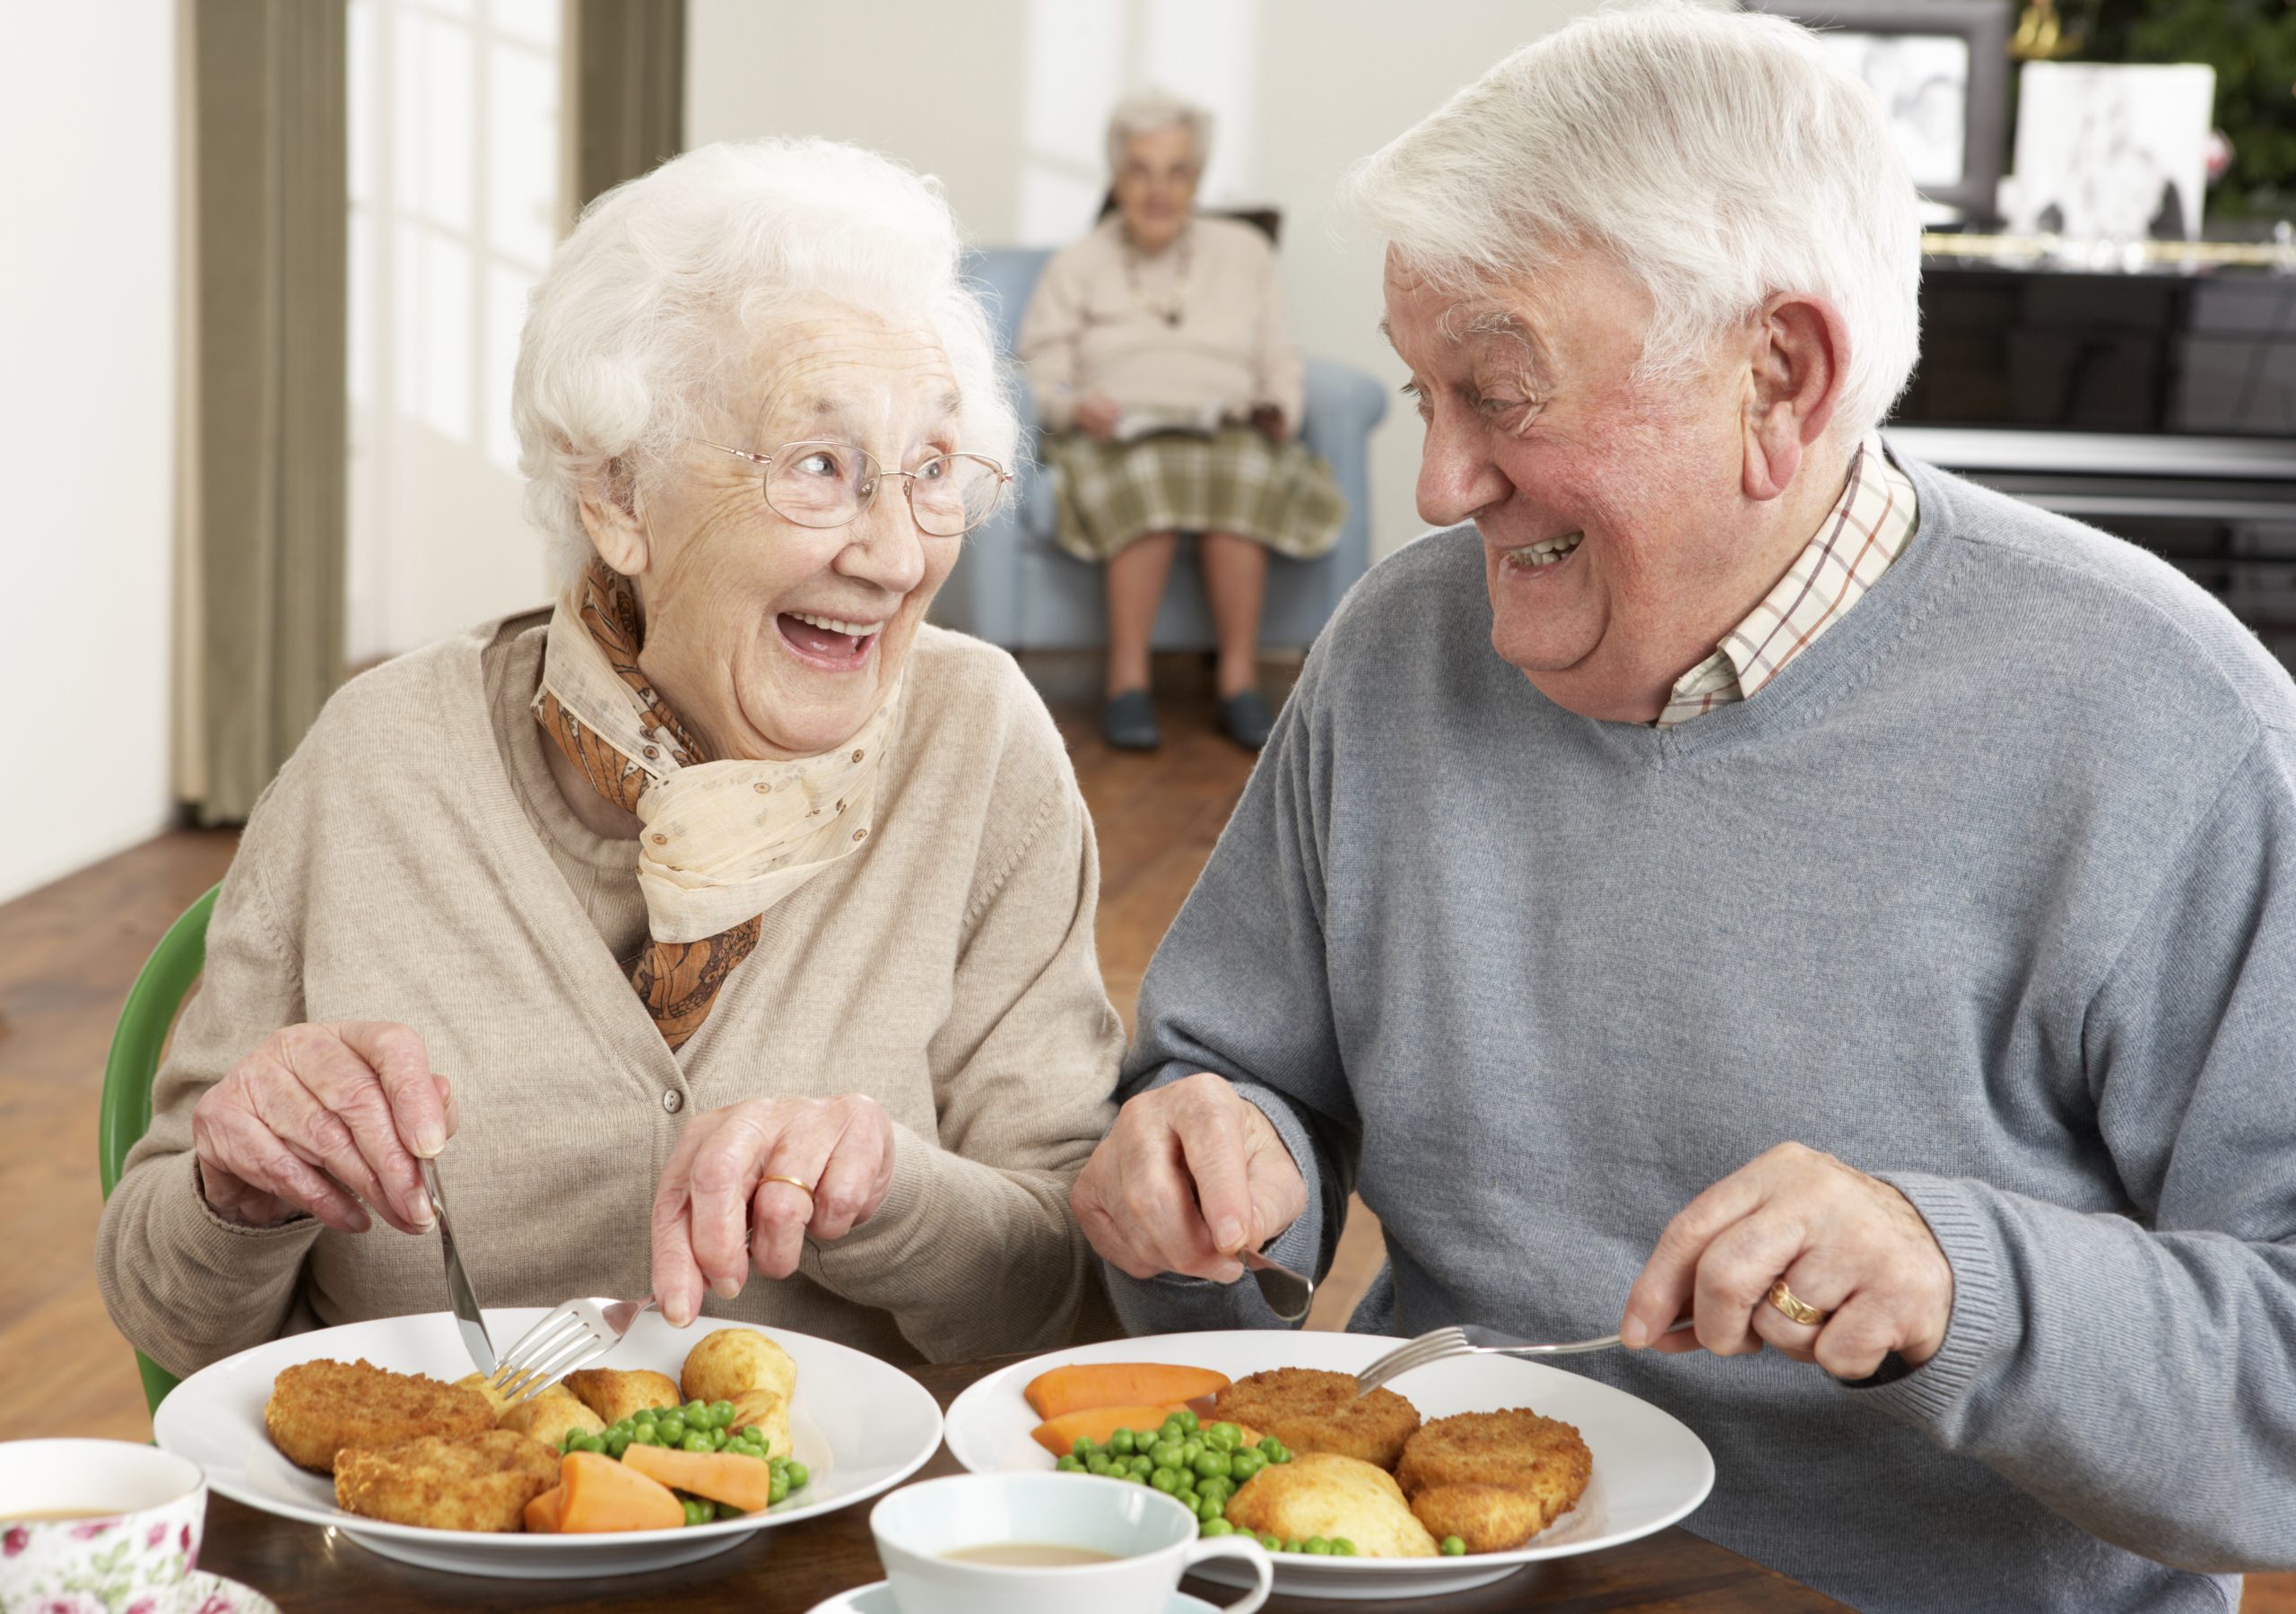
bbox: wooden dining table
[195,1355,1853,1612]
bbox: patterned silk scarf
[533,560,899,1050]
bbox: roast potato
[562,1367,683,1426]
[680,1328,797,1409]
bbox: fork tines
[1353,1325,1471,1397]
[487,1306,612,1408]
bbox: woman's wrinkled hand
[1249,404,1288,444]
[189,1021,456,1235]
[1075,394,1124,442]
[1618,1141,1955,1381]
[1070,1072,1308,1285]
[648,1094,896,1326]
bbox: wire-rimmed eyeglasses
[694,439,1013,539]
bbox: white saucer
[169,1571,282,1613]
[805,1581,1218,1614]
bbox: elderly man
[1070,6,2296,1611]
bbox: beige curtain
[175,0,348,825]
[571,0,687,211]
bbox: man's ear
[576,456,648,577]
[1740,293,1848,502]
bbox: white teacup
[0,1438,207,1612]
[872,1471,1272,1614]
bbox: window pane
[484,261,535,473]
[488,0,559,48]
[487,38,559,267]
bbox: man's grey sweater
[1105,454,2296,1612]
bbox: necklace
[1121,224,1191,328]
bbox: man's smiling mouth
[1500,532,1584,571]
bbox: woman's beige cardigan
[97,615,1126,1378]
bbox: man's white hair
[1343,1,1921,438]
[513,137,1018,587]
[1105,88,1213,176]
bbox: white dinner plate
[153,1308,943,1579]
[804,1581,1220,1614]
[943,1329,1714,1601]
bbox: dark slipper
[1219,689,1274,751]
[1103,689,1161,751]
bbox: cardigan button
[662,1089,683,1114]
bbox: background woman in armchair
[1019,91,1346,751]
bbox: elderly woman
[97,139,1125,1376]
[1074,7,2296,1613]
[1018,91,1345,752]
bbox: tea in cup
[0,1438,207,1612]
[871,1471,1271,1614]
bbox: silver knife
[422,1157,498,1375]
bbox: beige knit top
[1018,214,1305,433]
[96,614,1126,1379]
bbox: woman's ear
[577,457,649,577]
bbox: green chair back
[100,883,220,1414]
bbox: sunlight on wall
[347,0,561,663]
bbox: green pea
[1145,1440,1178,1468]
[1206,1422,1242,1452]
[1440,1535,1467,1557]
[682,1497,710,1527]
[1055,1454,1085,1472]
[1198,1494,1225,1523]
[1283,1540,1305,1555]
[682,1431,712,1453]
[1107,1428,1135,1456]
[1071,1436,1097,1457]
[684,1399,708,1419]
[1331,1538,1356,1557]
[604,1432,631,1459]
[1192,1450,1231,1480]
[1170,1409,1199,1434]
[1128,1454,1153,1477]
[769,1473,790,1505]
[1229,1450,1265,1482]
[1306,1537,1333,1556]
[1149,1467,1180,1493]
[658,1415,685,1444]
[1257,1532,1281,1551]
[784,1462,810,1490]
[710,1399,735,1424]
[1178,1438,1203,1465]
[1200,1518,1234,1538]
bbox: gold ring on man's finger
[1766,1277,1830,1327]
[761,1173,815,1201]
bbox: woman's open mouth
[777,611,883,672]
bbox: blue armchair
[934,247,1387,652]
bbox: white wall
[687,0,1598,560]
[0,0,178,905]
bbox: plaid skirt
[1044,425,1347,563]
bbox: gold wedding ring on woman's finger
[761,1173,816,1202]
[1766,1277,1831,1327]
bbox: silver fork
[1354,1319,1697,1397]
[487,1297,657,1408]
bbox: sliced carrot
[619,1444,777,1513]
[523,1484,565,1533]
[556,1450,684,1532]
[1030,1404,1187,1457]
[1022,1364,1232,1421]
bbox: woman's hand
[1071,1072,1307,1285]
[1618,1141,1954,1380]
[648,1094,897,1326]
[1075,394,1123,441]
[1249,404,1289,444]
[189,1021,456,1235]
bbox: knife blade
[422,1156,498,1375]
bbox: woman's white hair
[513,137,1018,586]
[1343,1,1920,439]
[1106,88,1213,176]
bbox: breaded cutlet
[265,1358,494,1474]
[1213,1368,1422,1471]
[335,1429,561,1532]
[1396,1408,1593,1551]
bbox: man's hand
[1071,1072,1308,1283]
[648,1094,896,1327]
[1619,1141,1954,1380]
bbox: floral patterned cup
[0,1439,206,1614]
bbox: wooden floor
[0,651,2283,1610]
